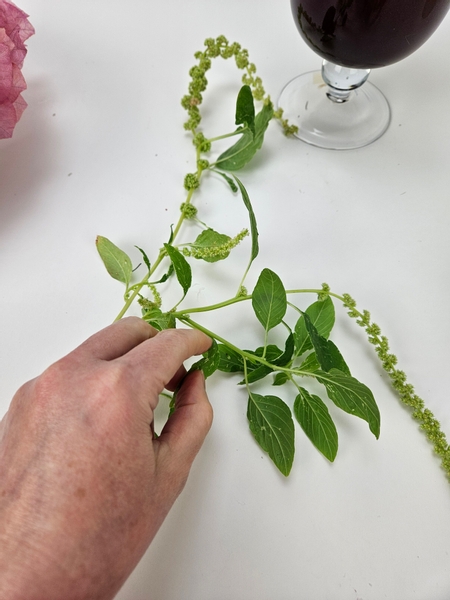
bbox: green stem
[208,127,248,144]
[172,294,251,318]
[179,316,309,378]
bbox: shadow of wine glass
[0,76,56,234]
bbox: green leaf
[238,345,282,385]
[191,340,219,379]
[303,312,334,371]
[217,344,245,373]
[96,236,133,287]
[252,268,287,333]
[326,340,351,376]
[235,85,255,136]
[135,246,151,271]
[216,170,238,193]
[163,244,192,296]
[294,388,338,462]
[242,364,273,384]
[234,176,259,265]
[303,312,350,374]
[316,369,380,439]
[152,264,174,285]
[247,393,295,476]
[216,101,274,171]
[273,372,289,386]
[191,228,231,263]
[273,333,295,366]
[293,296,335,357]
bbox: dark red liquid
[291,0,450,68]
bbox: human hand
[0,318,213,600]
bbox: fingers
[120,328,212,397]
[156,369,213,479]
[73,317,157,361]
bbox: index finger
[72,317,157,361]
[119,328,212,396]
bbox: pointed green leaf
[247,393,295,476]
[152,263,174,285]
[135,246,151,271]
[303,312,350,373]
[252,268,287,333]
[233,176,259,264]
[273,333,295,366]
[235,85,255,136]
[96,236,133,286]
[191,340,219,379]
[163,243,192,296]
[303,312,335,371]
[216,170,238,193]
[316,369,380,438]
[191,228,231,263]
[294,388,338,462]
[326,340,351,375]
[294,297,335,357]
[216,101,274,171]
[273,372,289,386]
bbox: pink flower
[0,0,34,139]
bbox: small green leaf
[235,85,255,136]
[273,372,289,386]
[294,296,335,358]
[247,393,295,476]
[216,101,274,171]
[191,340,219,379]
[96,236,133,287]
[316,369,380,439]
[234,176,259,265]
[216,171,238,193]
[191,228,231,263]
[294,388,338,462]
[163,243,192,296]
[152,264,174,285]
[217,344,245,373]
[252,268,287,333]
[135,246,151,271]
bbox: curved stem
[173,294,251,318]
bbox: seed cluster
[342,292,450,478]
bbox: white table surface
[2,1,450,599]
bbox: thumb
[156,370,213,476]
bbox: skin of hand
[0,317,213,600]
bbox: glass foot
[278,71,391,150]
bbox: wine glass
[279,0,450,149]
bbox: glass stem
[321,60,371,103]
